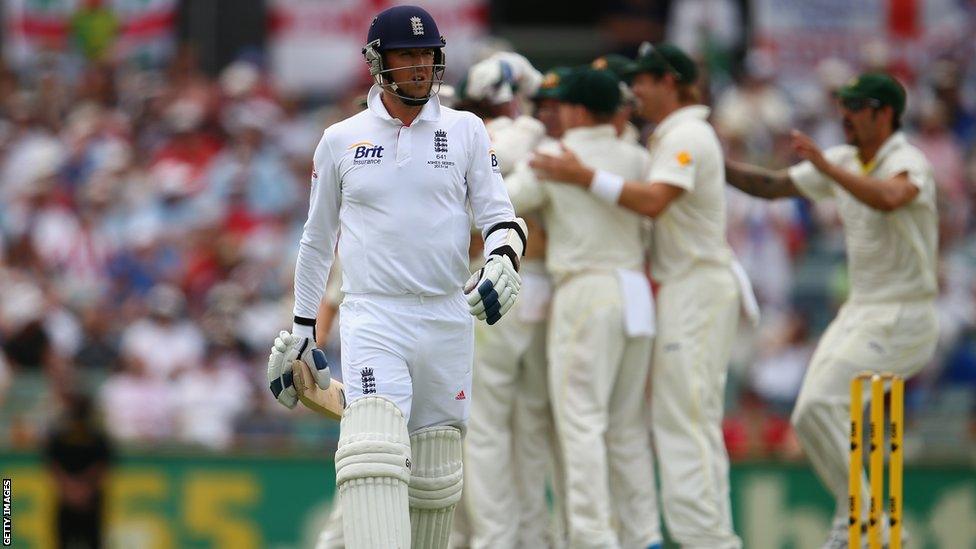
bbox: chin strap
[387,82,431,106]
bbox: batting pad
[335,396,412,549]
[408,426,464,549]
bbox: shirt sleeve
[465,114,519,258]
[884,148,935,207]
[647,125,699,191]
[788,145,848,201]
[504,159,548,214]
[488,115,546,176]
[293,131,341,321]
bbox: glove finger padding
[475,283,517,324]
[464,255,522,324]
[267,330,298,409]
[309,348,332,390]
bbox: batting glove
[267,331,331,409]
[464,254,521,325]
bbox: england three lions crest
[428,129,454,169]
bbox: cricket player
[724,72,938,546]
[453,53,561,549]
[591,54,642,144]
[509,67,662,549]
[532,44,745,548]
[265,6,528,548]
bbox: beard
[842,119,859,146]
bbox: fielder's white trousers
[462,262,560,549]
[652,265,741,549]
[549,271,661,549]
[790,299,938,521]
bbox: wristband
[589,170,625,204]
[292,320,315,340]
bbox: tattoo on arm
[724,160,799,199]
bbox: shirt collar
[652,105,710,138]
[367,85,442,125]
[562,124,617,142]
[873,131,907,165]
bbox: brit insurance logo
[489,148,501,173]
[348,141,384,165]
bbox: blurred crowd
[1,35,974,460]
[0,48,359,451]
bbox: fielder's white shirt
[788,132,938,303]
[293,86,516,319]
[646,105,732,283]
[505,124,650,281]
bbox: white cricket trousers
[652,264,741,549]
[339,292,474,432]
[549,271,661,549]
[790,299,938,521]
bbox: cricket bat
[292,359,346,420]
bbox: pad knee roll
[335,396,412,549]
[409,426,463,549]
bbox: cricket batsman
[724,72,938,547]
[265,6,528,547]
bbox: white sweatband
[589,170,625,204]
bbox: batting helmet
[362,5,446,106]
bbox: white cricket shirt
[505,124,649,281]
[292,86,517,320]
[646,105,732,283]
[788,132,938,303]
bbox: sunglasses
[839,96,882,111]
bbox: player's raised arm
[723,159,800,199]
[530,138,685,219]
[789,129,919,211]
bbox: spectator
[119,284,204,380]
[98,354,174,443]
[173,344,250,450]
[73,302,120,370]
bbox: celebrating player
[510,66,664,548]
[453,53,561,548]
[265,6,527,548]
[724,72,938,547]
[531,44,746,548]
